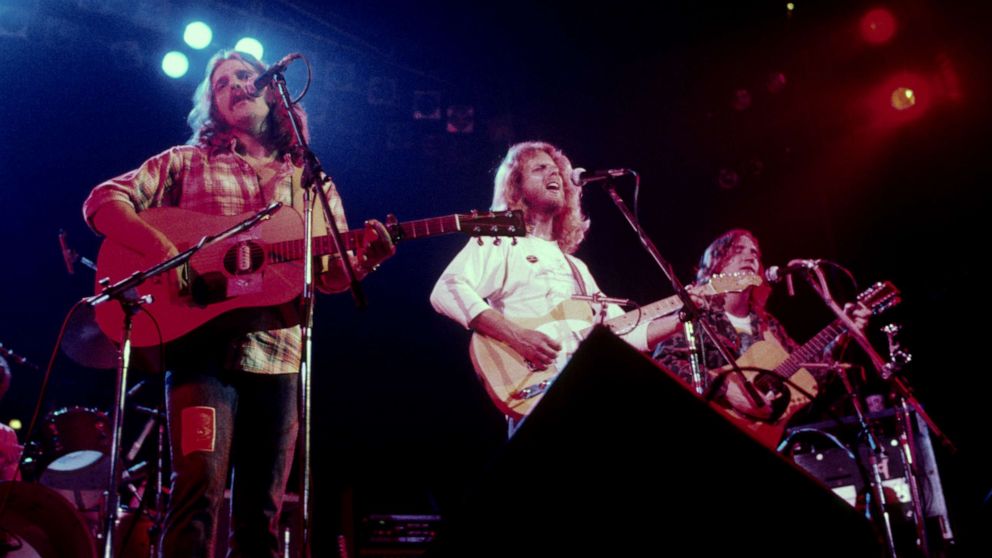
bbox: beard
[522,192,565,218]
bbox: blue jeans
[161,369,298,558]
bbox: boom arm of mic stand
[85,202,283,307]
[598,180,765,409]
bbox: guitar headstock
[705,271,764,295]
[858,281,901,315]
[459,210,526,237]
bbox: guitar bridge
[512,381,550,401]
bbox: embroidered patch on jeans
[181,406,216,456]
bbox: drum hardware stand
[882,323,951,557]
[835,363,900,558]
[795,264,957,557]
[121,403,166,558]
[84,203,282,558]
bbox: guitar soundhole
[223,241,265,275]
[750,370,790,422]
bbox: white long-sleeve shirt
[430,236,649,352]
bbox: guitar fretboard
[265,215,464,262]
[604,295,682,334]
[771,322,847,381]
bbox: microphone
[765,259,819,297]
[570,167,635,186]
[58,229,75,275]
[248,53,303,97]
[763,259,820,284]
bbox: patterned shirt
[652,302,798,392]
[83,142,347,374]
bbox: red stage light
[860,8,896,45]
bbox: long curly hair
[186,50,309,155]
[491,141,589,254]
[695,228,772,312]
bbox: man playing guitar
[430,141,677,425]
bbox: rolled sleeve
[430,239,508,329]
[83,147,186,232]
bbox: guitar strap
[563,254,589,297]
[289,165,335,275]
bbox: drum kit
[1,317,163,558]
[1,402,161,557]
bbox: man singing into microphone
[83,50,393,557]
[430,141,670,429]
[651,229,869,423]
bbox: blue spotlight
[183,21,212,50]
[161,51,189,79]
[234,37,263,60]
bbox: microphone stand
[269,69,364,557]
[596,175,766,411]
[797,264,955,454]
[85,203,281,558]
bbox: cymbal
[62,303,118,369]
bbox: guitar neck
[603,294,683,334]
[600,272,763,336]
[775,321,847,379]
[268,215,466,262]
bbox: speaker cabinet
[429,327,883,557]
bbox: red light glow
[860,8,896,44]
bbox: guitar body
[93,206,526,347]
[95,207,307,346]
[713,337,819,449]
[469,272,765,418]
[469,300,595,418]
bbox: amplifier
[356,513,441,557]
[783,409,954,552]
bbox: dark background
[1,0,988,554]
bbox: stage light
[8,419,21,430]
[890,87,916,111]
[446,105,475,134]
[767,72,787,94]
[161,51,189,79]
[234,37,264,61]
[184,21,212,50]
[866,72,932,128]
[413,90,441,120]
[717,168,740,190]
[731,88,751,111]
[860,8,896,45]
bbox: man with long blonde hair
[431,141,666,424]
